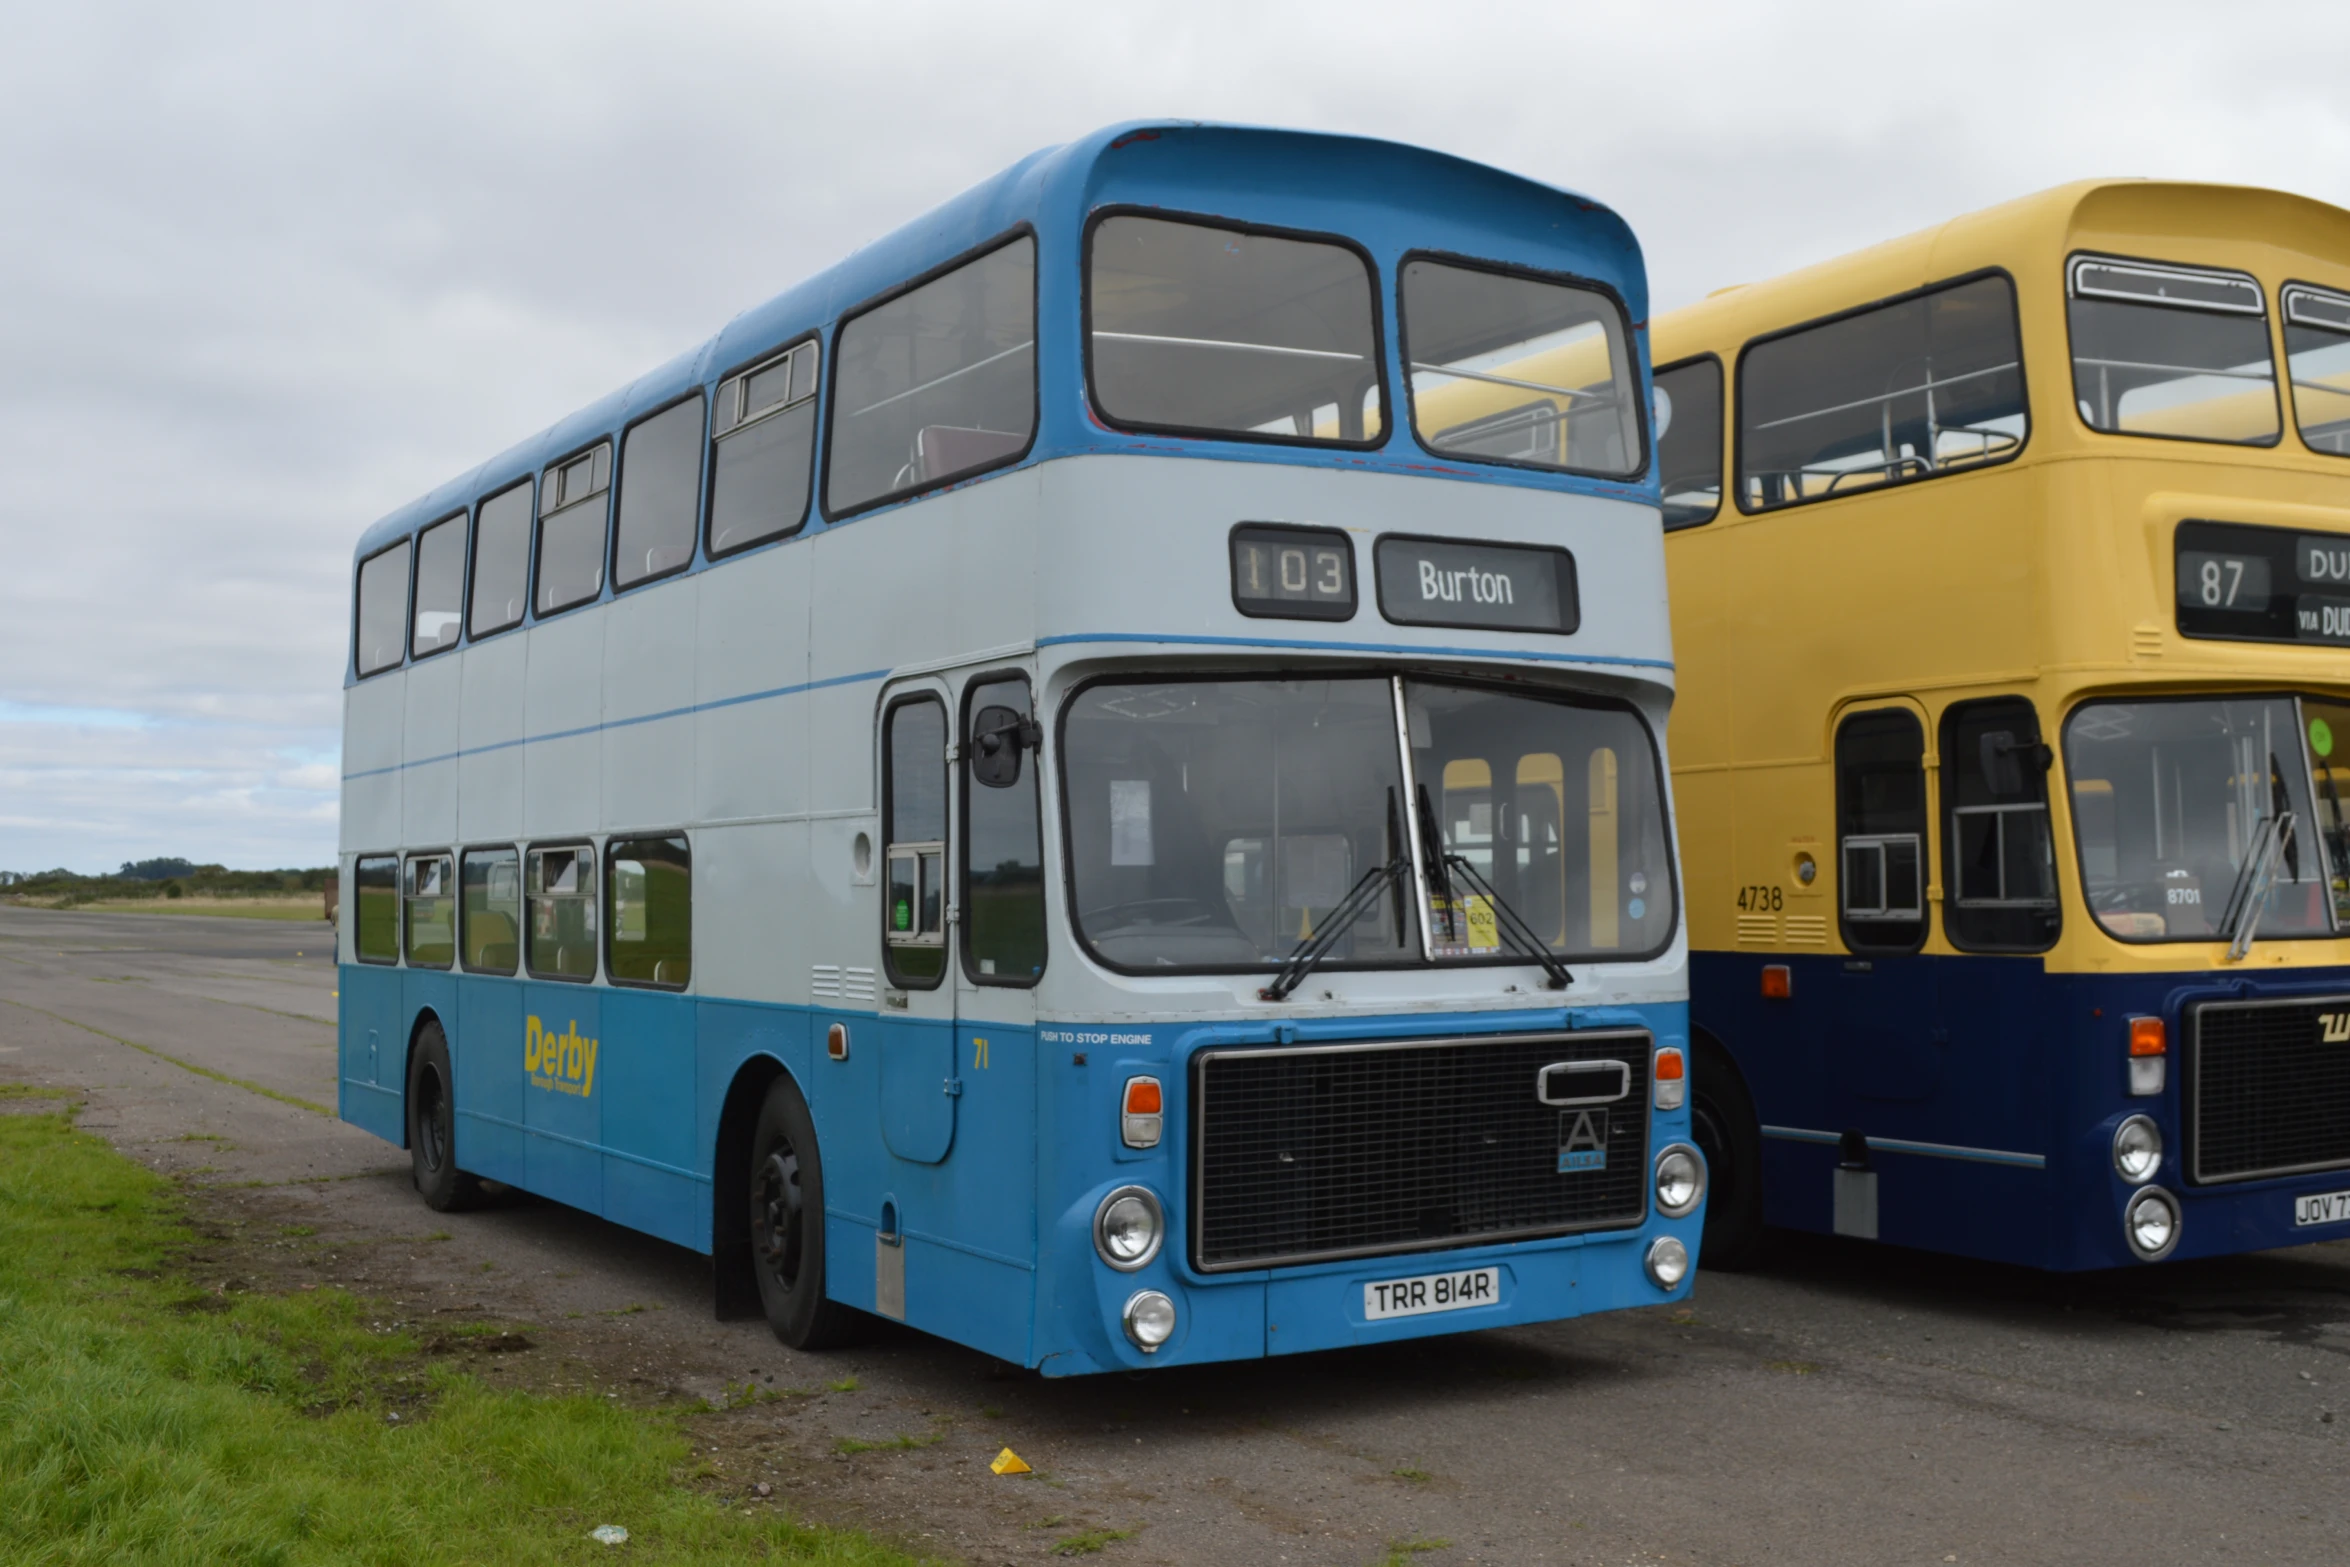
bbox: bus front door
[877,693,960,1166]
[1827,705,1939,1237]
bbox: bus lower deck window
[461,847,521,974]
[404,854,455,968]
[526,845,597,981]
[353,856,399,963]
[607,836,691,988]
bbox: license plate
[2295,1190,2350,1227]
[1363,1265,1499,1321]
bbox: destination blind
[1374,534,1579,633]
[2175,519,2350,647]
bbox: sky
[1,0,2345,873]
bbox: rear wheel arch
[399,1007,450,1150]
[1689,1024,1769,1269]
[713,1055,790,1320]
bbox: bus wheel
[406,1021,483,1212]
[1690,1036,1768,1270]
[749,1076,857,1351]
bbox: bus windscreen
[2062,696,2334,942]
[1061,676,1672,971]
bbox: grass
[0,1102,914,1565]
[1050,1526,1136,1556]
[1378,1539,1451,1564]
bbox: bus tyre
[749,1076,857,1351]
[406,1020,483,1212]
[1690,1036,1768,1270]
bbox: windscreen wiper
[2219,810,2295,961]
[1413,784,1572,991]
[1260,854,1411,1002]
[1437,851,1574,991]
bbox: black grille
[2190,996,2350,1184]
[1191,1030,1650,1271]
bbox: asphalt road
[5,903,2349,1565]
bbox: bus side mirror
[969,705,1040,788]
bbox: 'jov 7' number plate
[2295,1190,2350,1227]
[1363,1265,1500,1321]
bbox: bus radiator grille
[2188,997,2350,1185]
[1189,1030,1651,1272]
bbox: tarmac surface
[5,903,2349,1565]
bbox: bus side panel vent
[1191,1030,1650,1272]
[2189,997,2350,1184]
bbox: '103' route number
[1736,885,1784,912]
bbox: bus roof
[352,121,1649,565]
[1654,178,2350,366]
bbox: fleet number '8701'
[1736,885,1784,911]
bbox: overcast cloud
[2,1,2344,871]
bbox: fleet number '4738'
[1736,885,1784,912]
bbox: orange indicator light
[2129,1017,2167,1057]
[1124,1078,1163,1115]
[1761,964,1792,1000]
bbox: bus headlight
[2124,1186,2181,1262]
[1654,1143,1706,1218]
[1093,1185,1164,1271]
[1122,1289,1177,1352]
[1645,1235,1690,1289]
[2112,1115,2162,1185]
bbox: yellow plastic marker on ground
[990,1447,1032,1476]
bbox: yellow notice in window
[1462,894,1500,954]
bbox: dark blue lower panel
[1695,948,2350,1270]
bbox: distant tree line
[0,862,333,905]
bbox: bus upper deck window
[1740,275,2026,512]
[411,516,465,658]
[354,539,411,677]
[1089,215,1382,447]
[2068,256,2278,447]
[1401,259,1639,478]
[709,342,817,558]
[1653,358,1722,528]
[829,236,1035,517]
[615,395,705,586]
[2284,283,2350,458]
[469,481,531,638]
[537,443,611,616]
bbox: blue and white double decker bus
[337,122,1700,1375]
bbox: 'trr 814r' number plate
[1363,1265,1499,1321]
[2295,1190,2350,1227]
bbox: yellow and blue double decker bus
[1653,180,2350,1270]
